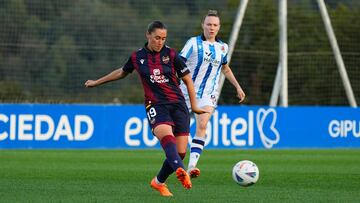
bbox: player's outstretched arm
[181,74,209,114]
[221,64,246,103]
[85,68,129,88]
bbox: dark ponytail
[147,21,167,34]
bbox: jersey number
[147,107,157,120]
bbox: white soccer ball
[232,160,259,186]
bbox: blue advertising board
[0,104,359,149]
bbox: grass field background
[1,149,360,202]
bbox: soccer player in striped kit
[179,10,246,178]
[85,21,208,196]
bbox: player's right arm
[84,68,129,88]
[179,37,195,60]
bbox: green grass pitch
[1,149,360,202]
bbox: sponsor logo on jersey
[204,57,221,66]
[150,69,169,84]
[153,69,160,76]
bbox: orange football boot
[150,177,173,197]
[175,168,192,189]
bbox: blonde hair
[207,10,218,16]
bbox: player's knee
[198,121,208,131]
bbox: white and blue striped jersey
[180,35,228,107]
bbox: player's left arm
[221,64,246,103]
[181,74,209,114]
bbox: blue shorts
[145,102,190,136]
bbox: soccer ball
[232,160,259,186]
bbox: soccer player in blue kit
[85,21,208,197]
[179,10,246,178]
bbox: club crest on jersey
[162,56,170,64]
[221,46,225,53]
[211,95,217,105]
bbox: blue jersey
[123,43,190,106]
[179,34,228,99]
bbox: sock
[188,135,205,169]
[159,135,184,169]
[154,176,163,185]
[157,152,186,183]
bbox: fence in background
[1,0,359,105]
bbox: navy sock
[157,153,186,183]
[157,148,186,183]
[157,160,173,183]
[160,135,184,170]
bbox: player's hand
[192,107,210,114]
[84,80,98,88]
[237,87,246,103]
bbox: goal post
[317,0,357,107]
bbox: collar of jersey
[201,34,220,42]
[144,42,165,54]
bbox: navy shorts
[145,102,190,136]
